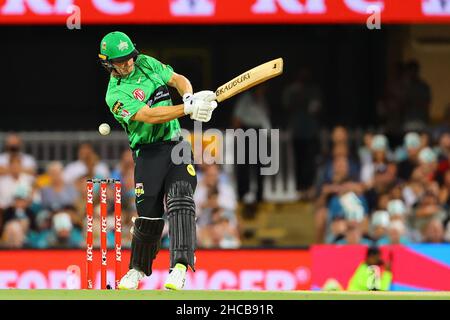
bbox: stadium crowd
[0,133,240,249]
[314,127,450,245]
[2,125,450,249]
[0,60,448,249]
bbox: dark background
[0,24,387,131]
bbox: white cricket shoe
[164,263,187,290]
[117,268,145,290]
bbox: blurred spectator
[63,142,110,184]
[412,191,446,234]
[25,210,52,248]
[72,175,89,224]
[198,209,241,249]
[319,142,360,187]
[316,127,360,193]
[358,132,374,169]
[282,67,322,193]
[435,131,450,182]
[0,185,37,248]
[402,60,432,130]
[45,211,83,248]
[327,126,354,154]
[327,217,347,244]
[314,157,365,243]
[0,155,35,210]
[196,162,231,185]
[40,161,78,212]
[194,164,239,248]
[397,132,421,180]
[389,182,404,201]
[334,195,372,245]
[377,220,410,245]
[417,147,438,182]
[420,131,431,149]
[363,162,398,214]
[61,204,83,232]
[335,222,372,245]
[386,199,420,242]
[360,134,392,188]
[370,210,390,243]
[439,169,450,209]
[232,86,270,204]
[328,126,358,160]
[0,133,36,176]
[233,85,271,130]
[194,164,237,225]
[422,218,447,243]
[347,246,392,291]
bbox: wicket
[85,179,122,290]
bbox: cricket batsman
[98,31,217,290]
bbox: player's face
[113,58,134,76]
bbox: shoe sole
[117,284,137,290]
[164,283,180,290]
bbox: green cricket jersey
[105,54,181,149]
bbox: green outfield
[0,290,449,300]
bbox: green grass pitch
[0,290,449,300]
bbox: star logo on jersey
[117,40,129,52]
[135,183,144,198]
[133,88,146,101]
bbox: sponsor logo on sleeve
[146,85,171,107]
[112,100,123,115]
[121,109,130,117]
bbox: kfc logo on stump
[133,89,145,101]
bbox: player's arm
[167,72,193,97]
[166,72,216,106]
[166,70,216,103]
[132,104,186,124]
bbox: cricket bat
[214,58,284,102]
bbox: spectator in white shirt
[0,155,35,210]
[0,133,36,176]
[63,142,110,184]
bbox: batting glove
[193,90,217,102]
[190,100,218,122]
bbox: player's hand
[193,90,217,102]
[183,90,216,114]
[190,100,218,122]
